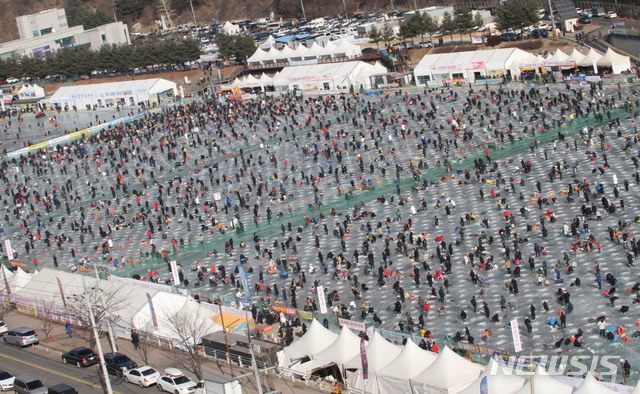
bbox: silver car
[3,327,39,347]
[12,375,47,394]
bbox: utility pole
[86,296,113,394]
[189,0,198,26]
[217,298,234,375]
[91,266,118,352]
[244,306,263,394]
[342,0,348,19]
[300,0,307,21]
[547,0,557,39]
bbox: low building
[0,8,130,59]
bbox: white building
[0,8,131,59]
[403,6,455,23]
[272,61,387,95]
[44,78,177,109]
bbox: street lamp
[189,0,197,27]
[83,262,118,352]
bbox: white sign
[4,240,13,260]
[170,260,180,285]
[109,275,173,293]
[511,319,523,353]
[338,317,366,332]
[317,285,328,314]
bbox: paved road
[0,341,140,393]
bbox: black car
[578,16,591,24]
[500,32,519,42]
[61,347,99,367]
[48,383,78,394]
[102,353,138,377]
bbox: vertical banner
[360,336,369,380]
[4,240,13,260]
[2,267,10,295]
[56,277,66,308]
[146,292,159,328]
[237,266,251,303]
[480,376,488,394]
[317,285,328,314]
[170,260,180,285]
[510,319,523,353]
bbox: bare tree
[67,284,130,347]
[165,301,216,380]
[133,333,156,365]
[0,300,13,321]
[37,299,56,341]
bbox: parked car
[418,40,434,48]
[47,383,78,394]
[61,347,99,367]
[102,353,137,376]
[5,77,19,84]
[0,370,14,391]
[578,17,592,24]
[123,366,160,387]
[12,376,47,394]
[603,11,618,18]
[0,321,7,336]
[3,328,39,347]
[500,32,519,41]
[530,29,549,39]
[156,368,196,393]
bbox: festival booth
[376,340,438,393]
[44,78,177,109]
[572,373,618,394]
[597,48,632,75]
[272,61,387,95]
[282,319,338,364]
[410,346,484,393]
[314,326,365,380]
[515,369,574,394]
[0,265,33,294]
[577,48,604,71]
[459,358,525,394]
[246,40,362,69]
[413,48,538,86]
[344,332,403,394]
[16,84,45,101]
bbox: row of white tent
[247,40,363,67]
[282,319,639,393]
[0,267,222,342]
[542,47,632,74]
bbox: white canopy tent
[315,326,364,367]
[0,266,33,293]
[247,48,268,67]
[515,369,574,394]
[573,372,618,394]
[577,48,604,68]
[344,331,402,394]
[283,319,338,363]
[597,47,632,74]
[272,61,386,94]
[17,84,45,100]
[411,346,484,393]
[631,380,640,394]
[459,358,525,394]
[566,48,585,64]
[220,21,241,35]
[376,340,438,393]
[259,35,276,50]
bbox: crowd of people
[1,81,640,364]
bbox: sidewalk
[1,311,323,394]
